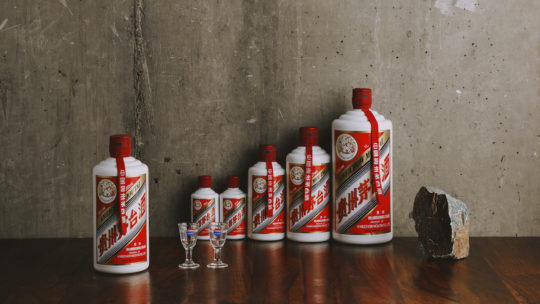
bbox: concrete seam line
[134,0,155,159]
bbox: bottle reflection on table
[302,242,331,303]
[115,271,150,304]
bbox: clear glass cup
[178,223,200,269]
[207,222,228,268]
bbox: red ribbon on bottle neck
[361,109,387,207]
[304,146,313,211]
[116,157,128,235]
[266,161,274,218]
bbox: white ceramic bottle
[219,176,246,240]
[286,127,331,242]
[191,176,219,240]
[332,88,393,244]
[93,134,150,274]
[247,145,286,241]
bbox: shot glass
[178,223,200,269]
[207,222,228,268]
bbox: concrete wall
[1,0,539,238]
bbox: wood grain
[0,238,538,303]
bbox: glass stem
[214,248,221,263]
[188,248,193,263]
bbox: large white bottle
[219,176,246,240]
[93,134,150,274]
[286,127,331,242]
[191,176,219,240]
[248,145,285,241]
[332,88,393,244]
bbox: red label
[192,198,216,236]
[95,174,147,265]
[288,163,330,233]
[222,198,246,236]
[362,109,387,210]
[252,174,285,234]
[304,146,313,210]
[334,129,391,235]
[266,161,274,217]
[116,157,128,235]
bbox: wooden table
[0,238,538,303]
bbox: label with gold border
[95,174,147,265]
[334,130,391,235]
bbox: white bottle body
[286,146,331,242]
[93,157,150,274]
[332,109,393,245]
[247,161,286,241]
[219,188,247,240]
[191,188,219,240]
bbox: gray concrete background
[1,0,539,238]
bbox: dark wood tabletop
[0,237,538,303]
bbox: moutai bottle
[248,145,285,241]
[93,134,149,274]
[191,175,219,240]
[219,176,246,240]
[332,88,393,244]
[286,127,331,242]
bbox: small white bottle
[191,176,219,240]
[286,127,331,242]
[332,88,393,245]
[219,176,246,240]
[93,134,149,274]
[248,145,286,241]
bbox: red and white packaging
[93,134,150,274]
[191,176,219,240]
[219,176,246,239]
[332,88,393,245]
[247,145,285,241]
[286,127,331,242]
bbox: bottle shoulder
[249,162,285,175]
[95,157,144,167]
[93,157,148,176]
[332,109,393,131]
[286,146,331,164]
[221,188,246,197]
[192,188,218,196]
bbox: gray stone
[413,187,470,259]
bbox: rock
[412,186,470,259]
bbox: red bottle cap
[352,88,372,109]
[198,175,212,188]
[259,145,276,162]
[109,134,131,158]
[226,176,240,188]
[299,126,318,147]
